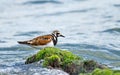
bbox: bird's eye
[57,33,60,34]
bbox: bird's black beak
[60,34,65,37]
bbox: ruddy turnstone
[18,30,65,48]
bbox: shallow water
[0,0,120,74]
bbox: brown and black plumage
[18,30,65,48]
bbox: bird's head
[52,30,65,37]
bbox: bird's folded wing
[29,35,53,46]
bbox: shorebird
[18,30,65,48]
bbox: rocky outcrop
[25,47,119,75]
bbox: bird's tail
[17,41,28,44]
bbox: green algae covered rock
[92,68,120,75]
[25,47,83,75]
[25,47,110,75]
[113,70,120,75]
[79,69,120,75]
[43,55,61,68]
[25,47,82,65]
[92,68,113,75]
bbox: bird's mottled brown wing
[28,35,53,46]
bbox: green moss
[113,70,120,75]
[102,69,113,75]
[25,47,83,75]
[114,73,120,75]
[25,47,82,65]
[92,68,113,75]
[79,69,120,75]
[36,47,61,61]
[25,47,113,75]
[113,70,120,73]
[79,73,92,75]
[43,55,61,68]
[61,50,81,65]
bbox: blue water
[0,0,120,74]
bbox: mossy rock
[43,55,61,68]
[114,73,120,75]
[92,68,113,75]
[113,70,120,75]
[79,69,120,75]
[25,47,82,65]
[25,47,109,75]
[92,69,120,75]
[91,68,120,75]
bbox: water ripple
[23,0,62,5]
[113,4,120,7]
[0,40,6,43]
[103,15,113,19]
[14,31,43,37]
[0,45,36,51]
[102,28,120,33]
[59,43,115,51]
[59,43,120,58]
[116,20,120,23]
[36,8,96,17]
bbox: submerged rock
[25,47,109,75]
